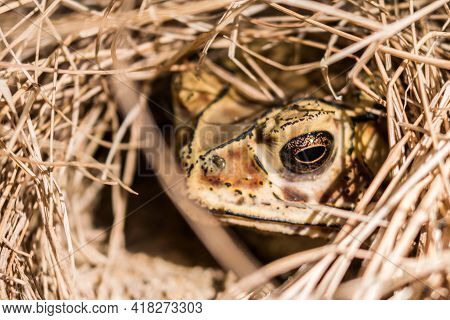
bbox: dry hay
[0,0,449,300]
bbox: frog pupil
[295,146,327,163]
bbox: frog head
[180,97,387,237]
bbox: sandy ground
[82,163,229,299]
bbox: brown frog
[172,67,387,238]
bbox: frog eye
[279,131,334,174]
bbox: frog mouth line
[211,209,341,231]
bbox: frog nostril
[211,155,226,169]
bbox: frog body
[172,66,387,238]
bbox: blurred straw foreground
[0,0,449,299]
